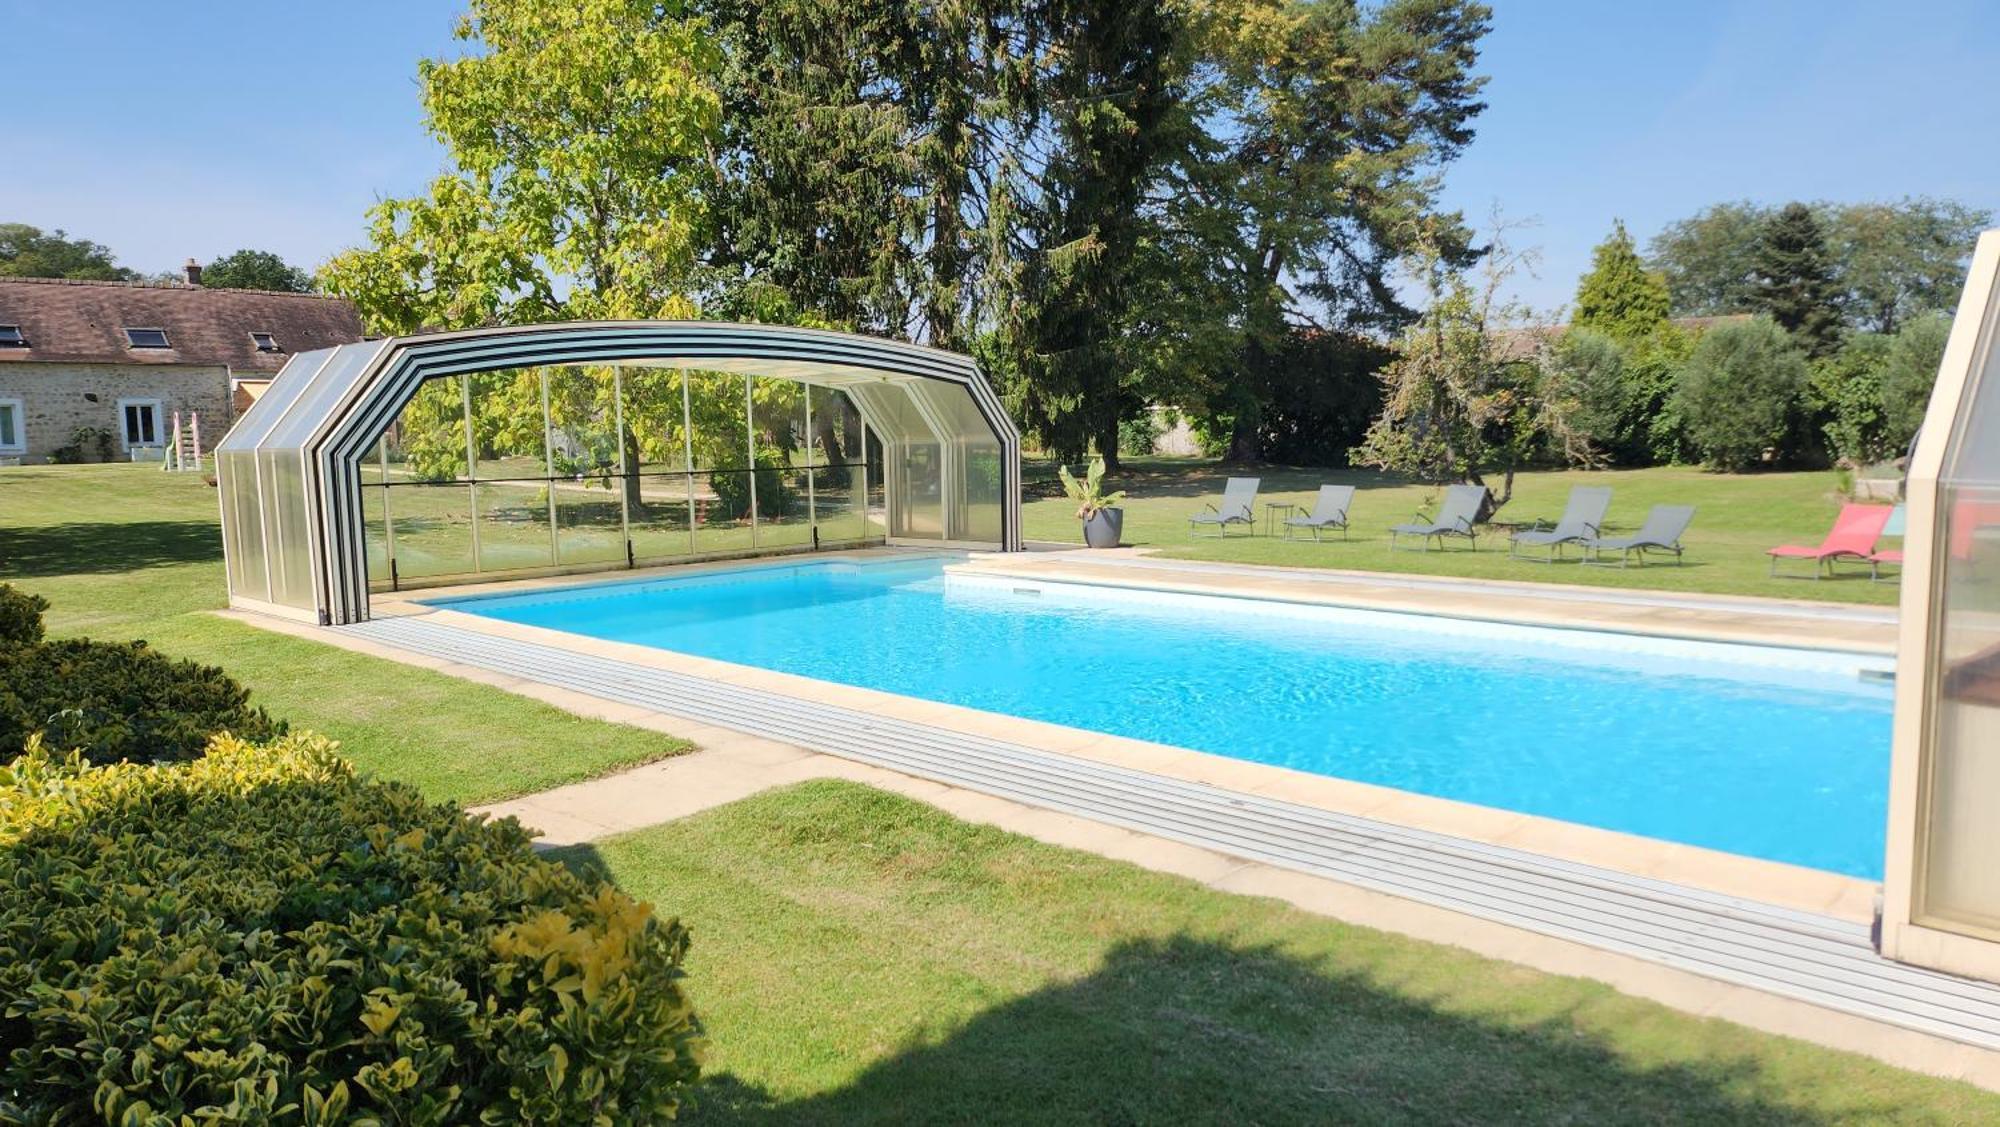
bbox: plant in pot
[1059,457,1127,549]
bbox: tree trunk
[1096,417,1123,474]
[622,430,644,515]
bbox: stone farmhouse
[0,265,364,464]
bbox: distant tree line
[1498,197,1980,481]
[0,224,315,292]
[1345,194,1983,506]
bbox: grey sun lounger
[1580,504,1696,567]
[1283,484,1356,541]
[1509,486,1612,562]
[1388,484,1487,551]
[1188,476,1260,537]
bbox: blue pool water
[434,557,1895,877]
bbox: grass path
[1023,459,1901,605]
[0,464,688,803]
[575,781,1996,1125]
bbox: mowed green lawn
[572,781,1999,1125]
[0,463,688,803]
[2,461,1987,1120]
[1023,459,1904,606]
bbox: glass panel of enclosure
[259,449,313,609]
[863,426,888,539]
[908,380,1005,544]
[750,375,811,551]
[850,382,943,540]
[359,439,390,583]
[356,363,984,589]
[1915,337,2000,938]
[621,367,697,563]
[809,384,869,545]
[687,370,753,556]
[219,450,265,599]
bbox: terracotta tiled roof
[0,276,364,372]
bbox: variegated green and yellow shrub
[0,734,703,1125]
[0,639,284,766]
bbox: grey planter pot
[1081,507,1124,549]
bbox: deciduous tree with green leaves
[1825,198,1988,333]
[1351,230,1568,512]
[200,249,313,292]
[1673,316,1810,470]
[1649,197,1986,333]
[1646,201,1765,318]
[0,224,134,280]
[320,0,723,332]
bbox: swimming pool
[433,556,1895,878]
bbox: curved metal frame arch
[224,321,1021,625]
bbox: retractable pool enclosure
[1882,229,2000,982]
[215,322,1022,625]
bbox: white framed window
[123,327,170,349]
[118,398,163,449]
[0,325,25,348]
[0,398,23,453]
[249,331,280,352]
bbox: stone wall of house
[0,363,233,464]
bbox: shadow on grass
[672,933,1849,1125]
[553,843,1876,1127]
[0,520,221,578]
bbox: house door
[119,398,163,450]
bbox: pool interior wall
[429,556,1895,878]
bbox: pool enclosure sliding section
[1882,229,2000,983]
[360,369,880,584]
[215,322,1021,625]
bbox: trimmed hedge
[0,734,704,1124]
[0,585,46,647]
[0,638,283,765]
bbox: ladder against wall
[162,411,205,473]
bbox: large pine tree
[1572,220,1670,341]
[1751,202,1844,357]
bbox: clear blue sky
[3,0,1996,313]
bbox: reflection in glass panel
[810,465,864,543]
[555,480,626,566]
[220,452,265,598]
[687,372,752,551]
[808,385,865,470]
[468,369,548,482]
[362,435,392,587]
[547,366,622,479]
[619,368,690,476]
[757,469,815,550]
[477,480,555,572]
[630,477,695,563]
[393,375,470,483]
[692,470,755,555]
[924,383,1006,544]
[894,441,944,539]
[386,483,476,579]
[1918,482,2000,935]
[260,450,314,610]
[864,426,887,539]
